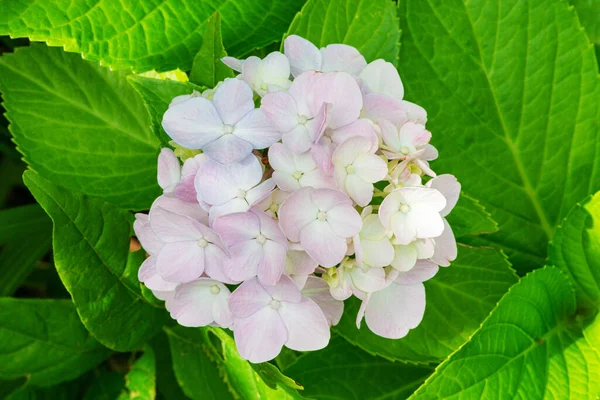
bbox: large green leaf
[0,44,160,211]
[570,0,600,63]
[0,298,110,387]
[165,326,304,399]
[189,12,234,88]
[149,332,189,400]
[447,193,498,239]
[24,171,167,351]
[128,76,204,146]
[398,0,600,272]
[0,204,51,244]
[0,0,306,72]
[336,246,518,363]
[410,267,600,400]
[286,0,400,63]
[284,336,433,399]
[549,191,600,310]
[118,346,156,400]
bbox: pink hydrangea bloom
[229,276,330,363]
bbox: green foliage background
[0,0,598,398]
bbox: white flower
[222,52,292,96]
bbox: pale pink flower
[332,136,388,206]
[391,238,435,271]
[162,79,279,165]
[278,187,362,267]
[327,258,386,301]
[149,206,230,283]
[302,276,344,326]
[166,278,233,328]
[380,121,435,160]
[213,209,288,285]
[222,52,291,96]
[261,71,362,153]
[229,276,330,363]
[194,154,275,225]
[256,189,290,218]
[356,261,438,338]
[379,187,446,245]
[268,143,333,191]
[285,248,318,289]
[427,175,461,266]
[174,154,208,204]
[283,35,366,77]
[353,208,394,268]
[157,148,181,195]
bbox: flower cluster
[134,35,460,363]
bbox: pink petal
[162,97,223,149]
[138,256,178,292]
[152,195,208,225]
[361,93,406,125]
[426,175,461,217]
[278,187,319,242]
[202,133,254,165]
[213,289,234,328]
[227,240,263,282]
[364,282,425,339]
[261,91,299,132]
[282,124,312,153]
[221,56,243,72]
[156,241,204,282]
[258,241,287,285]
[310,137,335,175]
[430,219,457,267]
[359,60,404,99]
[284,35,322,77]
[286,250,318,276]
[235,109,281,149]
[175,175,198,203]
[252,209,287,244]
[229,278,271,318]
[263,275,303,303]
[208,198,251,226]
[402,100,428,125]
[311,72,362,129]
[330,119,378,150]
[268,142,295,174]
[278,297,330,351]
[300,221,348,267]
[157,148,181,192]
[213,212,260,246]
[246,179,276,206]
[396,260,439,284]
[321,44,367,76]
[354,153,388,183]
[301,276,344,326]
[149,206,201,242]
[212,79,255,125]
[234,307,288,363]
[326,203,362,238]
[134,213,164,255]
[309,188,352,211]
[343,174,374,207]
[309,102,331,143]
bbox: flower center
[298,115,309,125]
[400,146,411,155]
[345,164,356,174]
[256,234,267,245]
[293,171,303,180]
[270,300,281,310]
[317,211,327,221]
[400,204,411,213]
[210,285,220,294]
[236,189,247,199]
[197,238,209,247]
[223,124,234,134]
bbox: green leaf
[0,44,160,211]
[5,374,90,400]
[0,230,52,297]
[0,205,51,245]
[118,346,156,400]
[284,336,433,400]
[549,191,600,311]
[251,362,303,392]
[570,0,600,64]
[0,298,110,387]
[398,0,600,272]
[24,171,167,351]
[166,326,305,399]
[190,12,234,87]
[128,76,204,146]
[149,332,189,400]
[0,0,306,72]
[336,246,518,363]
[83,367,126,400]
[165,327,235,400]
[409,267,600,400]
[447,193,498,239]
[286,0,401,63]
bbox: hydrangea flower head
[139,35,461,363]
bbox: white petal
[229,278,271,318]
[300,221,348,267]
[301,276,344,326]
[426,175,461,217]
[235,109,281,149]
[320,44,367,76]
[365,282,425,339]
[326,203,363,238]
[354,153,388,183]
[359,59,404,100]
[234,307,287,363]
[396,260,439,284]
[138,257,178,292]
[278,187,319,242]
[212,211,260,246]
[261,91,299,132]
[284,35,322,77]
[278,298,330,351]
[212,79,255,125]
[162,97,224,149]
[430,219,457,267]
[391,244,418,271]
[157,148,181,192]
[156,242,204,282]
[258,241,287,286]
[361,238,395,268]
[202,134,254,165]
